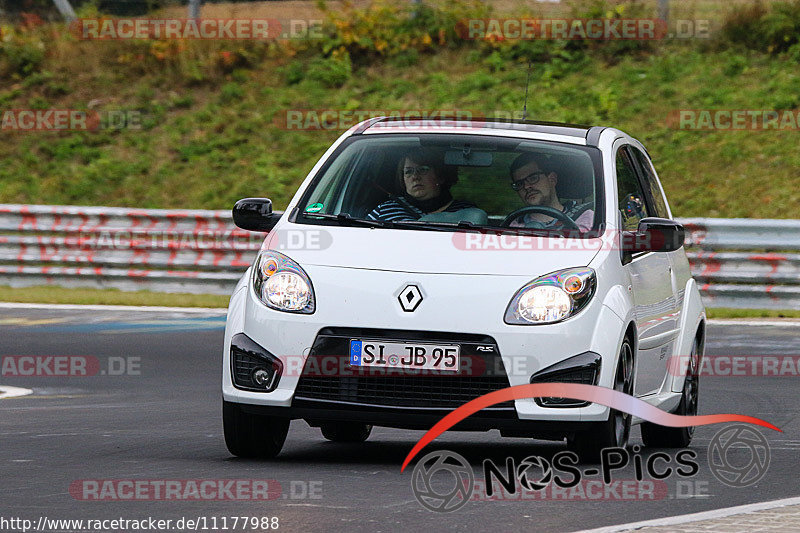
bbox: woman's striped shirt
[366,198,476,222]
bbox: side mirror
[622,217,685,253]
[232,198,279,232]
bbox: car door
[614,143,677,396]
[629,146,689,321]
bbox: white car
[222,117,705,460]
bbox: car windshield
[296,133,603,235]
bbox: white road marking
[0,302,226,313]
[0,386,33,399]
[709,319,800,327]
[572,495,800,533]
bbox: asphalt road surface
[1,307,798,532]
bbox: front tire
[567,336,634,462]
[641,336,701,448]
[223,401,290,458]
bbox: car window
[615,147,650,230]
[296,134,604,235]
[630,147,669,219]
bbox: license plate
[349,339,460,372]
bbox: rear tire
[321,422,372,443]
[223,401,290,458]
[567,336,634,462]
[641,336,701,448]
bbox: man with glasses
[508,152,594,231]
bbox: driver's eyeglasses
[403,166,432,178]
[511,172,547,191]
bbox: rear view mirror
[232,198,280,232]
[444,150,493,167]
[622,217,685,253]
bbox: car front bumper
[222,265,628,425]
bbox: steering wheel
[501,205,580,230]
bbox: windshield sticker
[305,203,324,213]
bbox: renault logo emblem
[398,284,423,312]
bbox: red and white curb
[573,495,800,532]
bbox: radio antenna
[521,60,532,121]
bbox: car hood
[264,223,601,277]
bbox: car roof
[354,116,609,147]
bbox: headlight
[252,251,315,314]
[504,268,596,325]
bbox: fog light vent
[530,352,600,408]
[231,333,282,392]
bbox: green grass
[705,307,800,319]
[0,285,229,308]
[1,5,800,218]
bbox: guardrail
[0,204,266,295]
[0,205,798,309]
[682,218,800,310]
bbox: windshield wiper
[393,220,565,238]
[301,212,389,228]
[392,220,483,232]
[302,214,563,236]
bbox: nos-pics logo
[411,424,771,512]
[411,451,474,513]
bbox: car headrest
[548,154,595,199]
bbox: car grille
[294,328,514,410]
[233,349,261,388]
